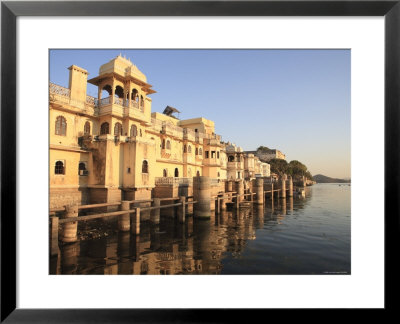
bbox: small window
[199,148,203,156]
[228,155,235,162]
[166,140,171,149]
[183,145,187,153]
[114,122,123,136]
[217,172,220,177]
[174,168,179,177]
[84,121,90,135]
[162,139,166,149]
[127,167,131,173]
[205,151,209,159]
[196,171,200,177]
[217,151,220,159]
[55,116,67,136]
[100,122,109,135]
[195,129,198,133]
[140,129,142,137]
[195,148,198,155]
[211,151,215,158]
[78,162,88,176]
[55,161,65,175]
[188,145,192,153]
[142,160,148,173]
[130,125,137,137]
[163,169,168,177]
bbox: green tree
[269,158,289,176]
[288,160,307,178]
[256,146,270,153]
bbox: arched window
[166,140,171,149]
[55,116,67,136]
[195,148,198,155]
[196,171,200,177]
[140,95,144,109]
[130,124,137,137]
[131,89,138,102]
[199,148,203,156]
[174,168,179,177]
[84,121,90,135]
[183,145,187,153]
[228,155,235,162]
[78,162,86,171]
[142,160,148,173]
[114,85,124,98]
[55,161,64,175]
[114,122,123,136]
[163,169,168,177]
[162,139,165,149]
[100,122,109,135]
[188,145,192,153]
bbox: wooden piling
[118,201,131,231]
[61,204,78,243]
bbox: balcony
[49,83,97,115]
[161,148,171,159]
[162,124,184,138]
[183,128,195,141]
[227,161,244,170]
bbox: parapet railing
[154,177,193,186]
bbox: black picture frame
[1,0,399,322]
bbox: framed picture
[1,0,398,321]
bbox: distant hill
[313,174,351,183]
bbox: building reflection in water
[50,191,312,275]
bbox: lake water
[50,184,351,275]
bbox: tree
[288,160,307,179]
[269,158,289,176]
[256,146,270,153]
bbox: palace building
[49,55,270,209]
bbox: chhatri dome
[98,54,147,83]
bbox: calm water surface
[50,184,351,275]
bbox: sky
[50,49,351,179]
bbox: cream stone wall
[49,55,267,208]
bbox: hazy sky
[50,49,351,179]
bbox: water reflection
[50,185,350,275]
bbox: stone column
[227,180,233,192]
[236,180,244,202]
[194,176,211,218]
[281,176,286,199]
[118,201,131,231]
[61,205,78,243]
[288,176,293,197]
[178,196,186,223]
[151,198,161,224]
[255,178,264,205]
[50,216,59,256]
[131,207,140,235]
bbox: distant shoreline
[313,174,351,184]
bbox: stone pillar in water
[281,175,286,199]
[118,201,131,231]
[194,176,211,218]
[255,178,264,205]
[61,204,78,243]
[236,180,244,202]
